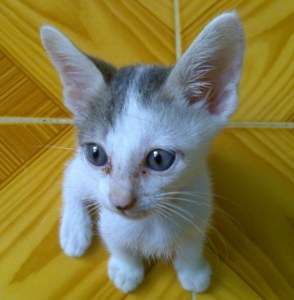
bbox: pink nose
[109,192,137,211]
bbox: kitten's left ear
[40,26,113,115]
[166,12,245,120]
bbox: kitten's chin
[118,209,151,220]
[104,205,152,220]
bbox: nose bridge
[108,172,136,210]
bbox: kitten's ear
[166,12,245,120]
[40,26,113,115]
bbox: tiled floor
[0,1,293,299]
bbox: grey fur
[136,66,171,107]
[77,63,172,144]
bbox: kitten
[40,12,244,293]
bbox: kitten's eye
[146,149,176,171]
[85,143,108,166]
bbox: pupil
[154,151,162,165]
[92,146,99,159]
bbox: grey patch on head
[74,63,173,145]
[75,64,141,144]
[136,66,171,107]
[108,65,173,125]
[108,66,139,123]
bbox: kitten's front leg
[60,200,93,257]
[108,248,144,293]
[59,161,93,257]
[174,236,211,293]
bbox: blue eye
[146,149,176,171]
[85,143,108,166]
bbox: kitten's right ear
[40,26,109,115]
[165,12,245,121]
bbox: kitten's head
[41,13,244,219]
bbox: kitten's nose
[109,190,137,211]
[115,197,136,211]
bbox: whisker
[163,202,195,219]
[158,197,232,263]
[155,206,183,245]
[32,145,76,151]
[86,204,99,211]
[155,205,183,231]
[159,191,231,202]
[157,196,208,203]
[159,201,219,262]
[88,209,98,218]
[160,203,205,237]
[168,202,230,263]
[157,196,245,235]
[207,224,228,261]
[160,191,246,216]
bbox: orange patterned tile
[0,50,70,118]
[0,124,68,188]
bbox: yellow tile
[0,123,68,188]
[0,51,70,118]
[209,127,294,299]
[1,1,292,299]
[0,0,175,117]
[179,0,294,123]
[1,125,293,299]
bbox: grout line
[227,122,294,128]
[0,117,293,128]
[173,0,182,61]
[0,117,74,124]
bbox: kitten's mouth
[119,209,150,220]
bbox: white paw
[108,256,144,293]
[177,260,211,293]
[59,212,93,257]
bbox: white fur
[41,12,245,294]
[61,96,215,292]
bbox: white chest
[99,210,179,259]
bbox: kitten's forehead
[78,65,171,143]
[110,64,171,110]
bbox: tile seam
[0,117,293,128]
[0,117,74,124]
[173,0,182,61]
[227,122,294,128]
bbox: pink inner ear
[189,95,201,105]
[207,93,218,114]
[208,93,226,115]
[62,63,90,101]
[188,64,239,116]
[187,78,213,106]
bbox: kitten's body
[41,12,244,294]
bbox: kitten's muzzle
[115,197,136,211]
[109,189,137,211]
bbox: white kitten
[40,12,244,294]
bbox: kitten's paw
[177,260,211,293]
[59,213,93,257]
[108,256,144,293]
